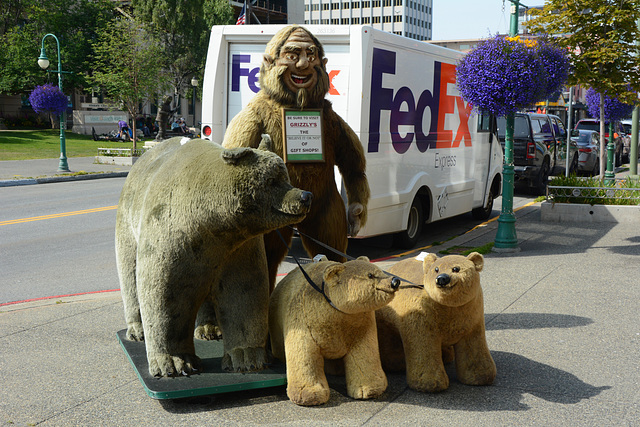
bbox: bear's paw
[126,322,144,341]
[221,346,268,372]
[347,379,387,400]
[408,370,450,393]
[194,323,222,341]
[287,382,331,406]
[148,353,202,377]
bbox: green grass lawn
[0,129,135,160]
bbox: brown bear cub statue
[376,252,496,392]
[269,256,400,406]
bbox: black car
[497,113,578,195]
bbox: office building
[304,0,433,40]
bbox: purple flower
[456,36,569,116]
[28,84,68,115]
[536,41,570,99]
[585,88,634,121]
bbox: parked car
[574,119,624,165]
[497,112,578,195]
[571,129,600,176]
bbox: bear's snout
[436,273,451,288]
[300,191,313,207]
[391,276,400,290]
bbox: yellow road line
[0,205,118,226]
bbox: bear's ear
[422,253,438,273]
[258,134,273,152]
[466,252,484,272]
[323,264,346,285]
[356,255,370,263]
[221,147,254,164]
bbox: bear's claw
[221,346,268,372]
[148,353,202,377]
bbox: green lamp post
[494,0,525,251]
[38,33,70,172]
[604,122,616,182]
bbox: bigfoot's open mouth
[292,74,311,85]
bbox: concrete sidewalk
[1,203,638,426]
[0,157,132,186]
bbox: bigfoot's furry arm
[331,111,370,236]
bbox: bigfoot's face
[275,29,325,95]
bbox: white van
[201,25,503,248]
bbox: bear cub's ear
[421,253,439,273]
[356,255,370,262]
[323,264,346,285]
[466,252,484,272]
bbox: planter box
[540,201,640,223]
[95,155,139,166]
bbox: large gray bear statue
[115,135,312,377]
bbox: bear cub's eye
[434,267,439,273]
[452,266,460,273]
[368,273,375,279]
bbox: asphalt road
[0,178,535,304]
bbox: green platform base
[116,329,287,399]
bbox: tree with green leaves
[131,0,234,102]
[91,18,170,150]
[0,0,113,95]
[526,0,640,178]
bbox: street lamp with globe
[38,33,71,172]
[191,76,199,131]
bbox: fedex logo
[231,54,342,95]
[368,48,472,154]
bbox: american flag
[236,3,246,25]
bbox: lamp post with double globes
[38,33,71,172]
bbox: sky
[431,0,518,41]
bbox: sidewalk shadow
[484,312,593,330]
[406,350,612,412]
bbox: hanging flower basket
[456,36,569,116]
[28,84,67,115]
[585,88,634,121]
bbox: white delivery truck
[201,25,503,248]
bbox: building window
[311,19,319,24]
[343,2,350,8]
[372,16,381,23]
[332,3,340,9]
[353,17,360,24]
[311,4,319,11]
[363,16,370,23]
[363,0,370,7]
[341,17,349,24]
[383,15,391,22]
[393,15,402,22]
[352,1,360,7]
[383,0,391,6]
[394,0,402,5]
[322,3,329,10]
[372,0,381,7]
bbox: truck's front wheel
[472,188,494,220]
[393,197,424,249]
